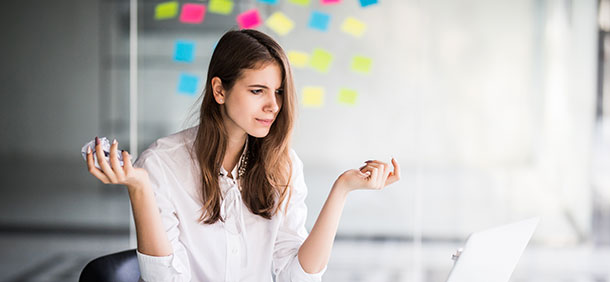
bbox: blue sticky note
[359,0,378,7]
[308,11,330,31]
[257,0,278,4]
[174,40,195,63]
[178,73,199,95]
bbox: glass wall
[65,0,610,281]
[127,0,609,281]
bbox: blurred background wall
[1,0,610,281]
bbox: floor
[1,234,610,282]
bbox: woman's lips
[256,118,273,126]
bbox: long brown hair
[191,29,296,224]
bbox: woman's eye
[275,89,284,95]
[250,89,262,94]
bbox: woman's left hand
[335,158,401,193]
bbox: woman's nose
[264,93,280,113]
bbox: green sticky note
[155,1,179,20]
[209,0,234,15]
[351,55,372,74]
[310,48,333,73]
[302,86,324,107]
[288,0,310,6]
[338,88,358,105]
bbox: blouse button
[232,248,238,254]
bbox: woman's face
[220,62,283,138]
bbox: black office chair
[80,249,141,282]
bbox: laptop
[445,217,540,282]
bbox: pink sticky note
[236,9,262,29]
[179,3,206,24]
[321,0,341,4]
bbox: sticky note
[288,51,309,68]
[341,17,366,37]
[236,9,262,29]
[302,87,324,107]
[178,73,199,95]
[265,12,294,36]
[289,0,310,5]
[321,0,341,4]
[309,48,333,73]
[359,0,378,7]
[338,88,358,105]
[209,0,234,15]
[179,3,206,24]
[351,55,372,74]
[174,40,195,63]
[258,0,278,4]
[308,11,331,31]
[155,1,178,20]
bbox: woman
[85,29,400,281]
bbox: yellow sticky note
[338,88,358,105]
[155,1,179,20]
[351,55,372,74]
[288,51,309,68]
[302,87,324,107]
[209,0,234,15]
[341,17,366,37]
[265,12,295,36]
[310,48,333,73]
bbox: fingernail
[112,139,117,145]
[87,146,91,154]
[95,136,99,145]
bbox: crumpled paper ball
[81,137,125,170]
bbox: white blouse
[133,126,326,282]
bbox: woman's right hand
[335,158,400,194]
[86,137,150,189]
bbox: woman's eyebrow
[247,84,269,89]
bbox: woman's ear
[211,77,225,104]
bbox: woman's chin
[248,129,270,138]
